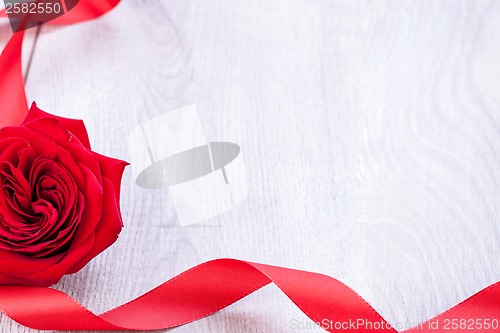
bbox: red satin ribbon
[1,1,499,332]
[0,259,498,332]
[0,30,26,127]
[0,0,120,128]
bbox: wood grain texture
[1,0,500,332]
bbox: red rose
[0,103,127,286]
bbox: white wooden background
[1,0,500,332]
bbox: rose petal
[0,235,94,286]
[69,162,104,248]
[0,249,63,274]
[68,178,122,273]
[22,103,91,149]
[95,152,128,208]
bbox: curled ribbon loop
[0,259,499,332]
